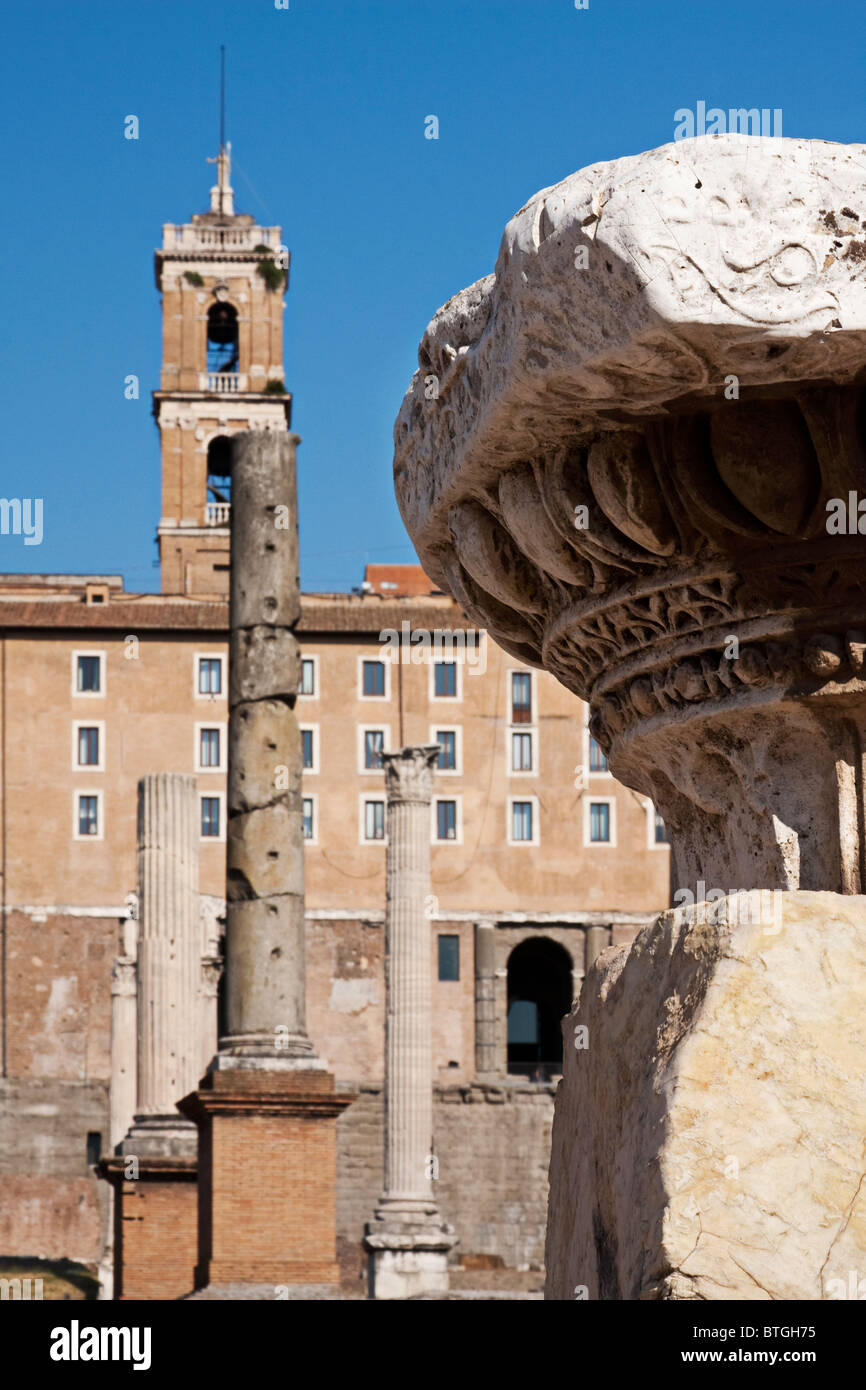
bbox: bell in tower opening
[206,298,239,376]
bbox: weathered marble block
[545,892,866,1301]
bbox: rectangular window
[301,729,314,769]
[364,800,385,841]
[654,810,670,844]
[201,796,221,838]
[433,662,457,697]
[590,802,611,843]
[76,655,101,693]
[303,797,314,841]
[86,1132,102,1167]
[200,728,221,768]
[511,731,533,772]
[511,800,533,842]
[362,660,386,697]
[300,658,316,696]
[511,672,532,723]
[364,730,385,769]
[438,934,460,981]
[436,731,456,771]
[77,727,100,767]
[589,735,609,772]
[198,657,222,695]
[436,800,457,841]
[78,795,99,837]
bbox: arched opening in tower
[506,936,573,1078]
[206,301,239,375]
[207,435,232,506]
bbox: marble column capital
[395,135,866,893]
[382,745,440,806]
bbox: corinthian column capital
[382,746,440,805]
[395,134,866,893]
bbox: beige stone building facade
[0,151,670,1282]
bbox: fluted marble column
[123,773,200,1156]
[474,919,498,1079]
[365,746,457,1299]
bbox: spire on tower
[206,45,234,216]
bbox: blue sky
[1,0,863,592]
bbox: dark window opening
[301,730,314,769]
[207,436,232,505]
[438,935,460,981]
[506,937,572,1078]
[589,735,609,772]
[511,671,532,723]
[76,655,101,693]
[434,662,457,697]
[363,661,386,697]
[86,1132,101,1166]
[206,301,239,374]
[436,732,456,770]
[201,796,221,838]
[436,800,457,840]
[364,730,384,769]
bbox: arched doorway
[506,937,573,1078]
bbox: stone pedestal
[546,892,866,1300]
[393,134,866,1299]
[180,429,350,1297]
[365,747,457,1299]
[177,1070,350,1289]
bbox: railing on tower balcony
[205,502,231,527]
[202,373,247,393]
[162,224,282,252]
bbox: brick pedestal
[101,1156,198,1300]
[178,1068,353,1289]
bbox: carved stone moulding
[394,135,866,891]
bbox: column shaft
[473,919,497,1078]
[136,773,200,1114]
[221,429,312,1060]
[384,792,434,1200]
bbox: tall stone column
[178,429,351,1296]
[473,918,498,1079]
[103,774,201,1300]
[365,746,457,1299]
[393,134,866,1299]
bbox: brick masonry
[179,1068,352,1289]
[111,1169,198,1300]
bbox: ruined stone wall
[336,1081,556,1281]
[3,910,115,1079]
[0,910,114,1262]
[0,1078,108,1262]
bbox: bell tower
[153,140,291,597]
